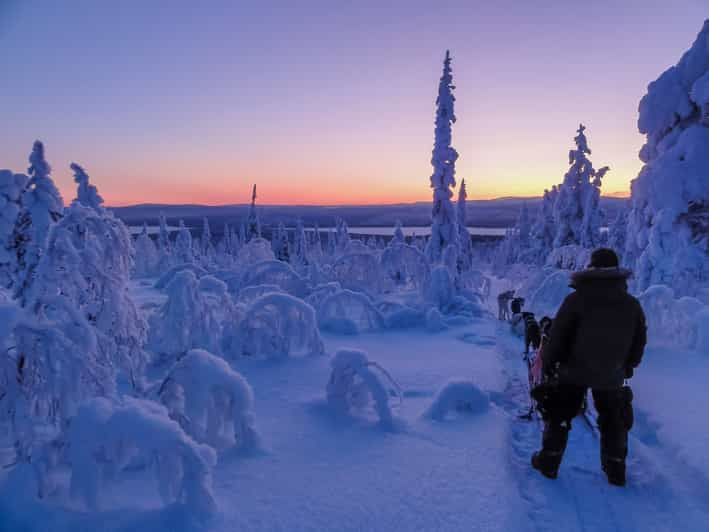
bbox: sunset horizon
[2,2,705,207]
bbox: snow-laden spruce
[148,269,221,359]
[159,349,260,451]
[553,124,609,249]
[68,396,217,515]
[12,141,64,305]
[246,184,260,242]
[174,220,194,264]
[426,50,459,267]
[326,349,400,427]
[133,223,159,278]
[71,162,103,211]
[626,20,709,298]
[456,179,473,272]
[530,186,558,264]
[424,379,489,421]
[0,169,28,288]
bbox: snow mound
[236,283,283,305]
[237,293,324,358]
[160,349,259,451]
[235,237,275,268]
[331,252,382,295]
[638,284,707,350]
[425,307,447,333]
[154,264,207,290]
[318,289,385,335]
[424,380,489,421]
[326,349,400,427]
[240,260,307,297]
[68,396,217,516]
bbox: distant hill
[111,196,629,230]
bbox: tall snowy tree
[174,220,194,264]
[553,125,609,249]
[0,170,28,288]
[626,20,709,295]
[426,51,459,266]
[13,141,64,305]
[71,162,103,211]
[246,184,261,242]
[456,178,473,271]
[200,217,214,263]
[292,219,309,269]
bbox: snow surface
[2,279,709,531]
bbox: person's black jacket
[542,267,647,390]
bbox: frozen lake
[130,225,508,237]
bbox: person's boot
[602,457,626,487]
[531,451,561,479]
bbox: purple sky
[0,1,707,205]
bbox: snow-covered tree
[134,223,159,278]
[148,269,221,359]
[156,213,173,272]
[392,220,405,246]
[310,224,323,261]
[246,184,260,242]
[457,179,473,271]
[230,225,241,256]
[71,162,103,211]
[12,141,64,305]
[626,20,709,296]
[174,220,194,264]
[200,217,214,263]
[530,187,558,264]
[335,218,350,254]
[273,222,290,262]
[606,206,627,258]
[426,51,459,266]
[326,228,336,256]
[292,219,309,270]
[553,125,609,249]
[0,170,28,288]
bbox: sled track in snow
[494,322,709,532]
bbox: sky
[0,1,707,206]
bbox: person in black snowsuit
[531,248,646,486]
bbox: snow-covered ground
[2,280,707,532]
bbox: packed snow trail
[495,323,709,532]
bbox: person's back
[532,248,646,486]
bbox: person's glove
[624,366,634,379]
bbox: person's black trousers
[536,384,633,472]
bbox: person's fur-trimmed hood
[570,267,632,288]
